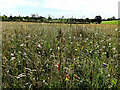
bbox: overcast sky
[0,0,119,19]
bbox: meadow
[101,20,120,25]
[2,22,119,89]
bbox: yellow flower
[65,77,69,81]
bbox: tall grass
[2,22,118,89]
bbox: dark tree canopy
[48,15,52,20]
[95,15,102,24]
[2,14,117,24]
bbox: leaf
[72,64,74,66]
[74,74,80,80]
[81,45,84,50]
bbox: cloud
[0,0,42,9]
[0,0,119,12]
[39,0,119,18]
[41,0,85,11]
[41,0,118,11]
[0,0,119,18]
[0,0,44,16]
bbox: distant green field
[101,20,120,25]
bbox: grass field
[2,22,119,89]
[101,20,120,25]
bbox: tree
[111,16,116,20]
[24,16,30,21]
[48,15,52,21]
[18,15,23,21]
[61,16,64,22]
[86,18,90,24]
[31,14,35,18]
[61,16,64,19]
[107,16,116,21]
[31,13,36,21]
[9,15,13,21]
[95,15,102,24]
[39,16,45,22]
[3,15,8,21]
[13,16,17,21]
[2,16,5,20]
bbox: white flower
[104,52,107,54]
[97,45,99,48]
[109,85,112,88]
[25,40,28,43]
[112,48,116,50]
[23,52,27,56]
[48,77,49,80]
[95,52,97,54]
[69,36,71,39]
[100,49,102,51]
[101,40,104,42]
[27,36,30,38]
[108,74,110,77]
[7,70,9,73]
[20,44,24,47]
[43,80,45,83]
[90,50,92,53]
[55,64,59,68]
[11,53,14,56]
[38,44,42,48]
[11,57,16,60]
[107,38,111,41]
[86,38,88,40]
[18,51,22,53]
[103,46,105,48]
[103,63,107,66]
[109,43,111,46]
[75,49,77,51]
[79,34,82,37]
[18,61,20,63]
[58,47,60,50]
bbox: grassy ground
[2,22,119,89]
[101,20,120,25]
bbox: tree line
[0,14,117,24]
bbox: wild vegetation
[2,22,119,89]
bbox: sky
[0,0,119,19]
